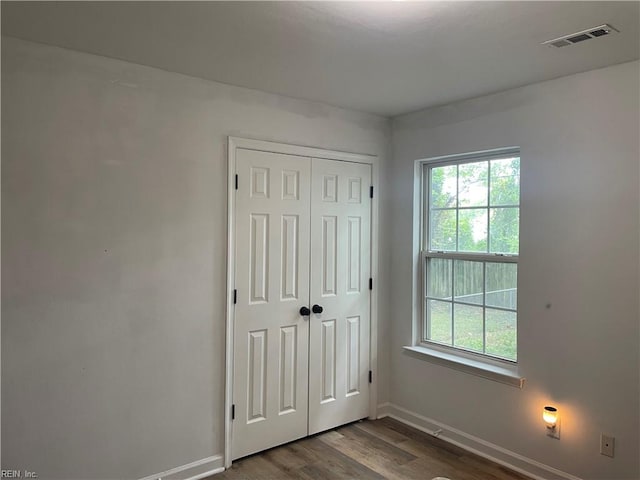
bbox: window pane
[430,165,457,208]
[486,263,517,310]
[489,207,519,254]
[458,209,487,252]
[454,260,483,305]
[423,154,519,362]
[485,309,517,361]
[427,258,452,299]
[490,157,520,206]
[427,300,452,344]
[430,209,457,251]
[453,303,483,353]
[459,161,488,207]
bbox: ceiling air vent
[542,24,619,48]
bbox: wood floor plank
[210,417,532,480]
[317,424,417,480]
[217,453,301,480]
[396,456,476,480]
[350,416,413,445]
[378,417,469,458]
[356,419,465,469]
[299,451,385,479]
[364,435,479,480]
[261,445,312,478]
[334,423,418,464]
[376,418,528,480]
[297,434,387,480]
[458,452,532,480]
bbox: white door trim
[224,136,379,468]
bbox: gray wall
[4,34,639,480]
[390,61,640,479]
[1,37,391,480]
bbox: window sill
[403,345,525,389]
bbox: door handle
[299,306,311,316]
[312,304,323,314]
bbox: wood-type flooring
[213,417,532,480]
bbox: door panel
[233,151,372,456]
[232,149,311,460]
[320,318,337,402]
[308,158,371,435]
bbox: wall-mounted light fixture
[543,406,560,439]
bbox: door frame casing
[224,137,380,468]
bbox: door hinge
[370,186,374,199]
[233,289,237,304]
[369,278,373,290]
[231,404,235,420]
[369,371,373,383]
[235,174,238,190]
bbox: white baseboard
[377,403,582,480]
[376,402,392,419]
[138,454,224,480]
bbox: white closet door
[308,158,371,435]
[232,149,311,460]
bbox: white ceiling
[2,1,639,116]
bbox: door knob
[299,306,311,316]
[312,304,323,314]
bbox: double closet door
[232,148,371,460]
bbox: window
[422,150,520,362]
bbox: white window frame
[405,148,524,388]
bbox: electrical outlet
[600,434,615,457]
[546,420,560,439]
